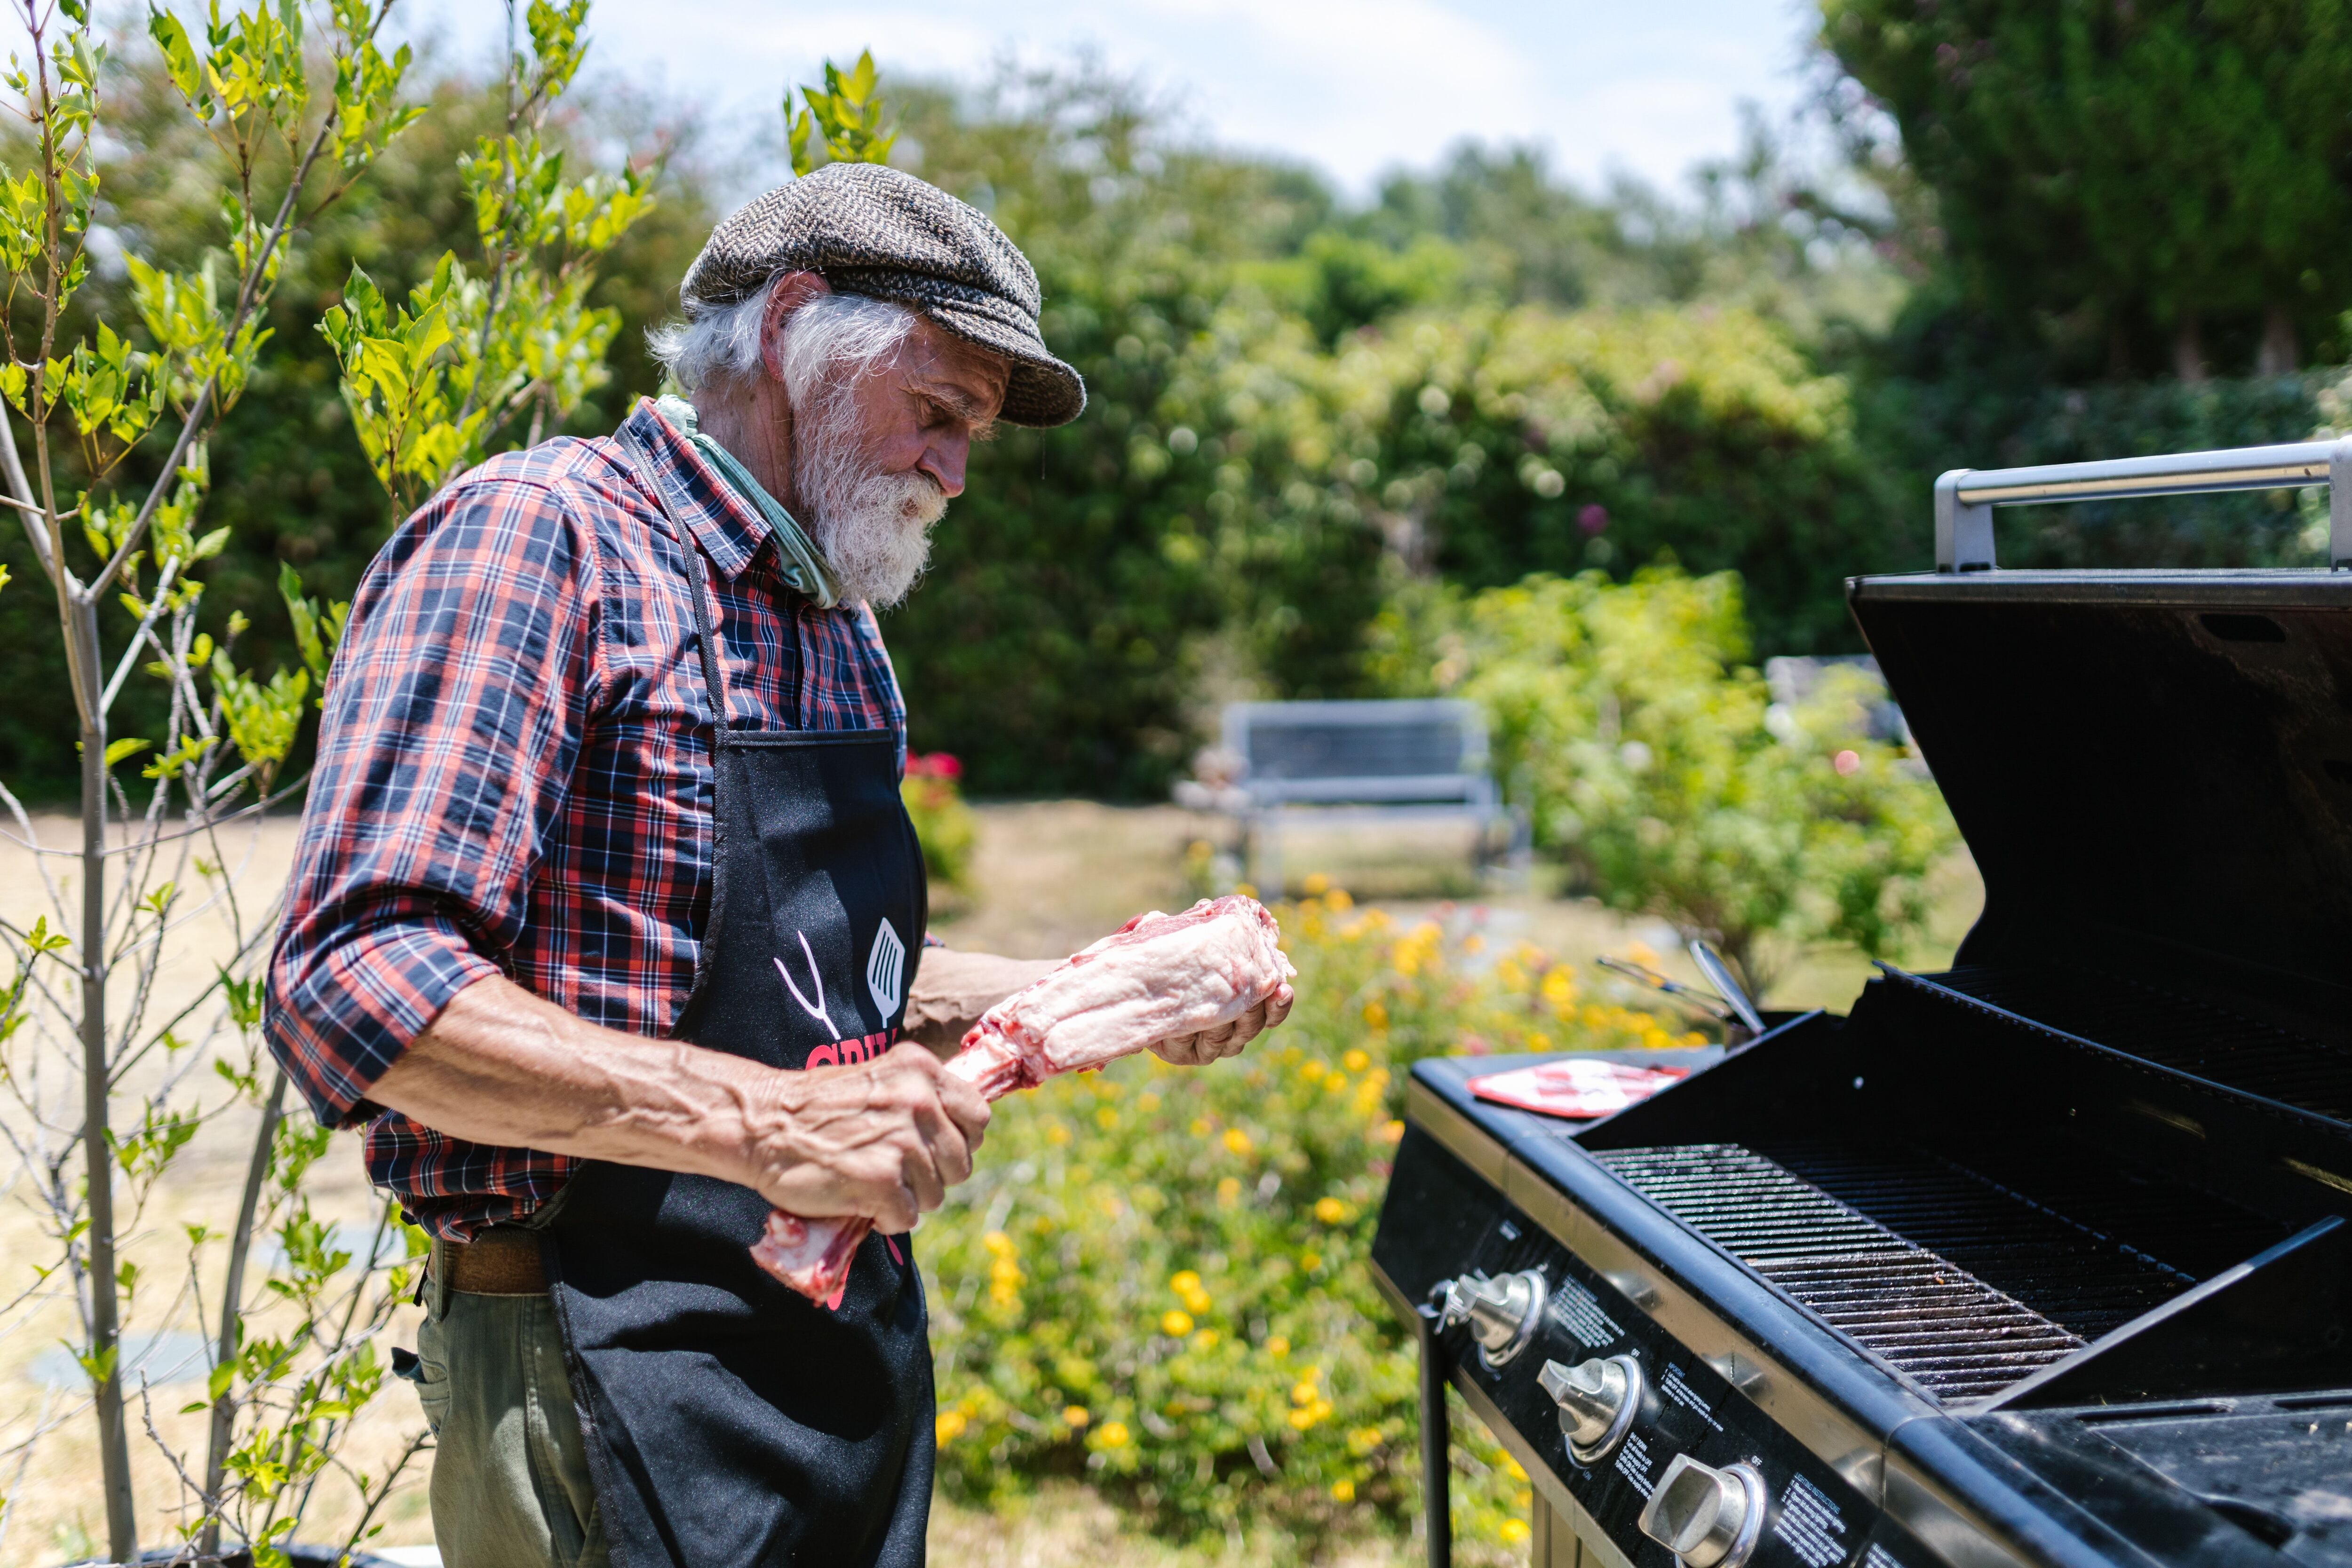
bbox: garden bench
[1174,698,1522,894]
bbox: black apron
[543,430,934,1568]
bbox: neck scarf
[654,394,842,609]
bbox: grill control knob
[1436,1268,1546,1366]
[1537,1354,1644,1464]
[1637,1455,1767,1568]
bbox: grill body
[1373,565,2352,1568]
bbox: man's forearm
[371,974,786,1188]
[369,973,992,1228]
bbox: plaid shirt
[264,398,907,1240]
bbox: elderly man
[264,164,1287,1568]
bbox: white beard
[794,392,948,610]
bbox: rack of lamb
[751,895,1295,1303]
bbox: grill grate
[1592,1143,2241,1403]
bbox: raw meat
[751,896,1296,1303]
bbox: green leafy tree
[0,2,418,1559]
[785,48,897,174]
[320,0,653,517]
[1820,0,2352,378]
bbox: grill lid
[1847,572,2352,1018]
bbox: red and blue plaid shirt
[264,398,907,1239]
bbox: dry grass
[1,801,1979,1566]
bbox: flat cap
[680,162,1085,428]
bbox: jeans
[409,1243,607,1568]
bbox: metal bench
[1174,698,1521,893]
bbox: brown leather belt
[445,1229,548,1295]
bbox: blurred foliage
[856,60,1913,796]
[1854,286,2329,567]
[1820,0,2352,379]
[923,888,1700,1560]
[1369,568,1958,997]
[903,751,977,890]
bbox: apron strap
[620,422,732,728]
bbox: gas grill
[1372,441,2352,1568]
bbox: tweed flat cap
[680,162,1085,428]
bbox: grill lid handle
[1935,435,2352,571]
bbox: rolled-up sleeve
[264,472,597,1126]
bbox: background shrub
[1370,568,1957,996]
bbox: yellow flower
[1095,1107,1119,1130]
[1190,1117,1211,1138]
[983,1231,1014,1256]
[1326,887,1353,911]
[1137,1092,1160,1112]
[1360,1000,1388,1029]
[1095,1420,1131,1449]
[1347,1425,1385,1455]
[1062,1405,1090,1429]
[1288,1407,1316,1430]
[1465,933,1488,956]
[1161,1309,1195,1337]
[1216,1176,1242,1206]
[1341,1048,1369,1073]
[1299,1058,1327,1084]
[1374,1119,1405,1144]
[1223,1126,1253,1156]
[1502,1453,1528,1481]
[1192,1328,1220,1351]
[1515,1489,1534,1511]
[1234,881,1258,899]
[1313,1196,1350,1224]
[936,1410,968,1443]
[1301,1251,1322,1272]
[1046,1122,1071,1146]
[1330,1480,1356,1503]
[1265,1335,1290,1357]
[1170,1270,1202,1295]
[1302,872,1330,895]
[1500,1518,1531,1545]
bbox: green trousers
[409,1244,608,1568]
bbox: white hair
[646,276,920,394]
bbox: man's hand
[751,1044,989,1233]
[1150,983,1294,1066]
[371,977,988,1233]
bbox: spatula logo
[867,919,906,1020]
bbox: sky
[395,0,1824,201]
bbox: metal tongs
[1597,940,1767,1044]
